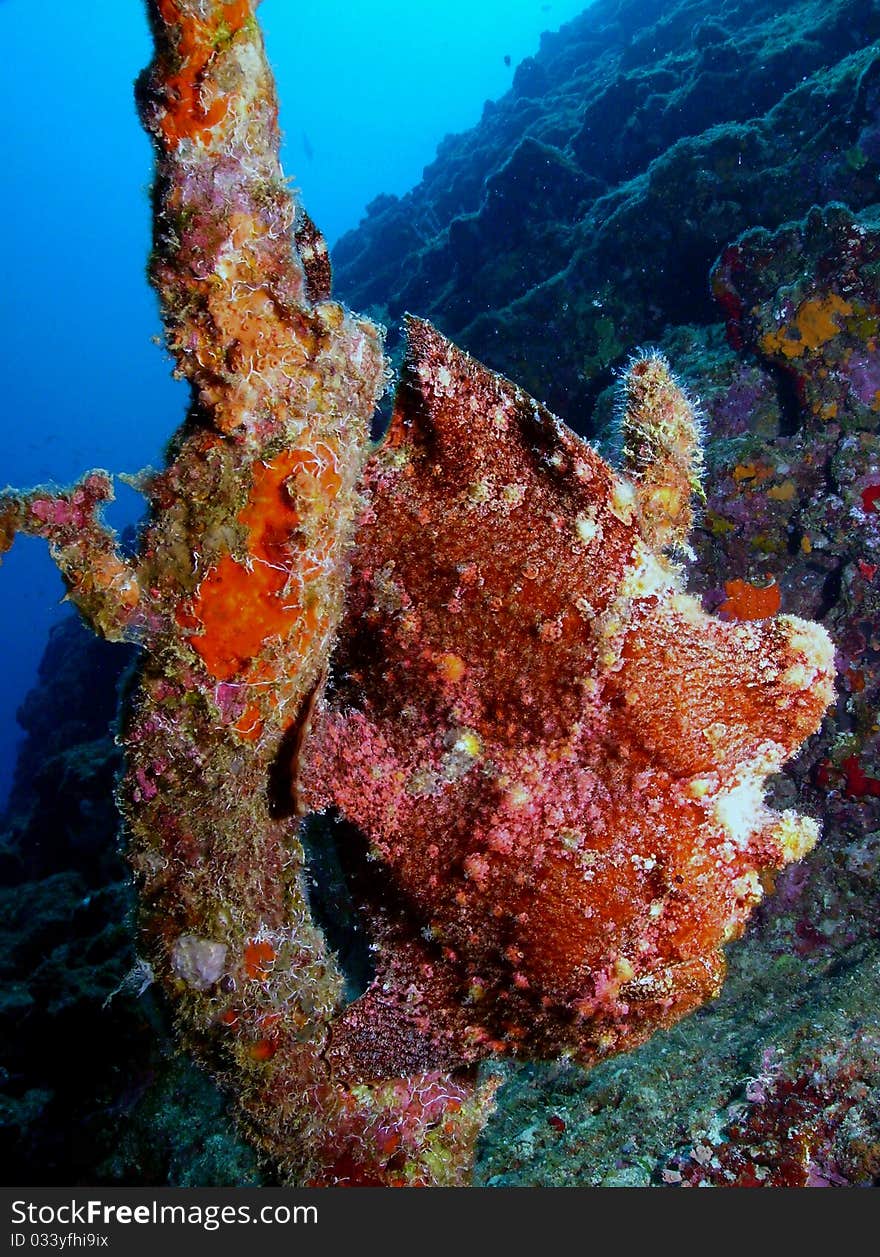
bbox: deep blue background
[0,0,589,805]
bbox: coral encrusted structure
[0,0,835,1184]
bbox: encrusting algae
[0,0,835,1185]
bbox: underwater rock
[2,616,131,883]
[334,0,880,423]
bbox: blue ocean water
[0,0,589,807]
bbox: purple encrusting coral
[846,348,880,409]
[704,371,775,438]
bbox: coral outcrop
[0,0,849,1186]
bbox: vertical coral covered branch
[124,0,431,1186]
[121,0,491,1186]
[135,0,386,733]
[1,0,495,1186]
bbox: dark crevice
[768,362,804,437]
[299,812,375,1004]
[267,671,324,820]
[824,434,844,497]
[815,559,846,621]
[266,726,301,820]
[786,519,804,556]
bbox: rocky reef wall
[335,0,880,420]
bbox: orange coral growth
[244,939,276,979]
[768,479,797,502]
[248,1039,278,1062]
[187,554,292,681]
[185,444,340,684]
[719,578,782,620]
[156,0,253,146]
[760,293,853,359]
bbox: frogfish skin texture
[303,320,835,1076]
